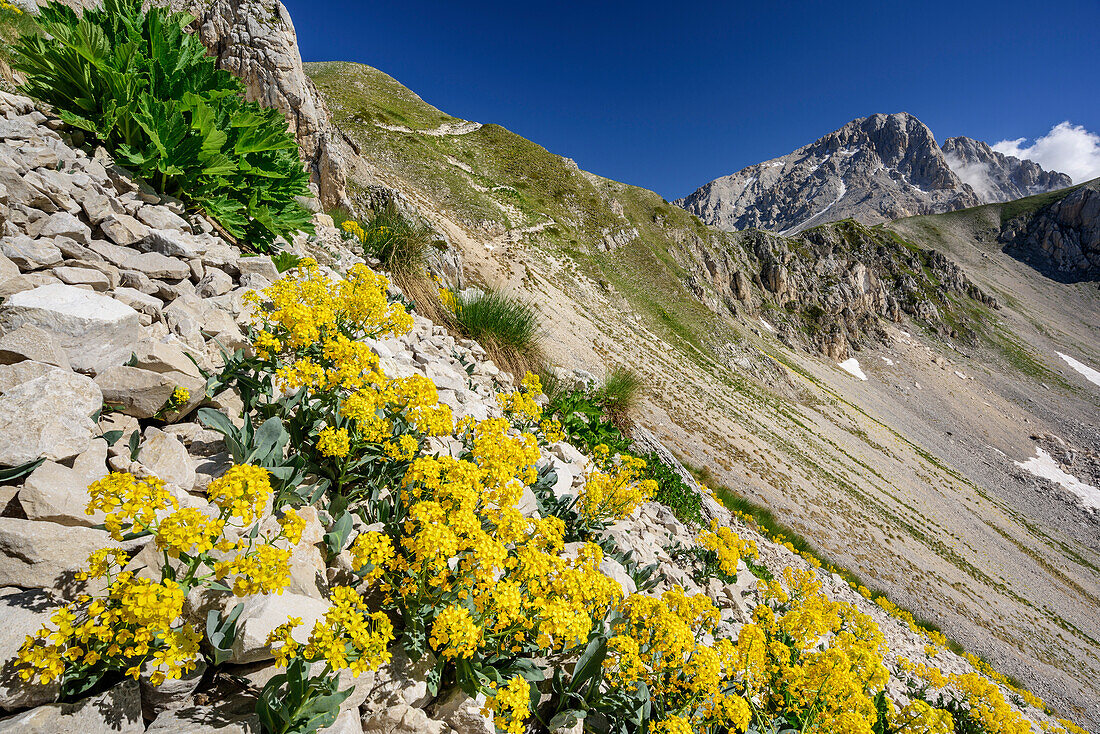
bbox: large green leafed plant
[13,0,313,250]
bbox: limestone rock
[431,687,494,734]
[33,211,91,245]
[322,709,363,734]
[231,592,329,664]
[18,441,108,526]
[0,368,101,466]
[0,283,142,373]
[0,236,61,270]
[145,698,260,734]
[361,646,436,711]
[0,324,70,367]
[95,364,202,420]
[136,427,196,491]
[100,214,150,246]
[0,680,142,733]
[0,587,62,711]
[52,265,110,291]
[143,229,208,259]
[0,518,113,591]
[361,704,447,734]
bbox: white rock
[231,592,330,664]
[0,235,61,270]
[52,266,110,291]
[18,441,107,526]
[144,229,207,259]
[431,687,494,734]
[99,214,149,246]
[95,365,201,420]
[137,206,191,233]
[321,709,363,734]
[140,427,196,492]
[361,704,447,734]
[34,211,91,245]
[362,646,436,711]
[0,324,70,368]
[145,697,260,734]
[0,680,142,733]
[0,518,113,590]
[0,283,142,373]
[0,587,62,710]
[0,368,101,466]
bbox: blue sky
[283,0,1100,200]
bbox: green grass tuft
[452,288,542,381]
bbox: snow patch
[1016,447,1100,511]
[881,356,895,366]
[839,358,867,380]
[758,317,775,333]
[954,370,968,380]
[1058,352,1100,389]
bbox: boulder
[137,206,191,233]
[0,680,142,733]
[0,518,113,592]
[196,267,234,297]
[0,236,61,271]
[140,427,196,492]
[0,368,101,466]
[0,283,142,373]
[431,687,494,734]
[113,286,164,317]
[236,255,278,282]
[322,709,363,734]
[361,704,447,734]
[144,229,207,259]
[231,592,330,664]
[95,364,201,420]
[140,660,207,719]
[0,324,70,368]
[52,266,110,291]
[146,701,260,734]
[81,192,124,225]
[18,441,108,526]
[99,214,150,246]
[33,211,91,245]
[361,646,436,711]
[130,340,203,378]
[0,587,62,711]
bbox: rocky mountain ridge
[676,112,1072,234]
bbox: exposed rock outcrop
[1000,179,1100,281]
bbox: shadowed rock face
[1001,179,1100,282]
[942,136,1073,203]
[677,113,1070,235]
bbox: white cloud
[943,152,995,200]
[992,122,1100,184]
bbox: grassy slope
[306,60,734,357]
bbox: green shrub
[13,0,313,251]
[545,387,632,455]
[451,287,541,380]
[642,451,702,526]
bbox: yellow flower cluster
[481,676,530,734]
[579,445,656,524]
[497,371,544,424]
[268,586,393,676]
[20,461,308,693]
[86,472,176,539]
[16,551,200,688]
[317,426,351,458]
[604,588,751,732]
[341,219,366,241]
[901,660,1031,734]
[696,520,758,577]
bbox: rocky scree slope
[0,88,1081,733]
[676,112,1071,234]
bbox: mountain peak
[676,113,1071,234]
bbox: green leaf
[128,428,141,461]
[323,512,354,556]
[206,602,244,665]
[0,458,44,483]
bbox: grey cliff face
[677,113,1069,235]
[1000,179,1100,281]
[941,136,1073,203]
